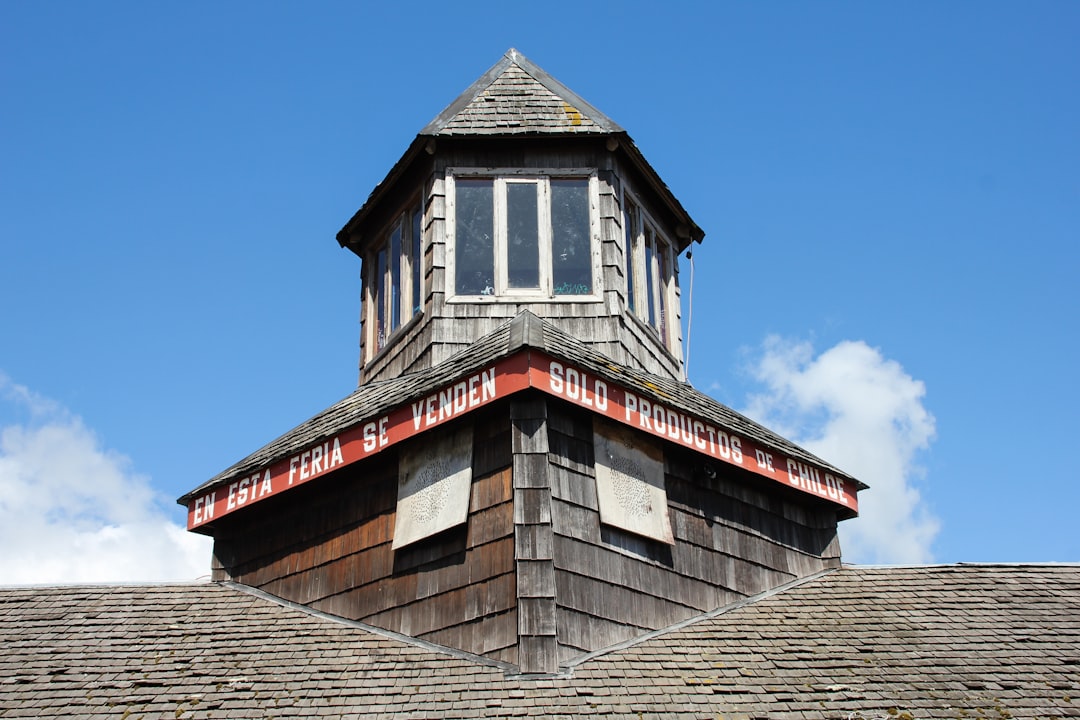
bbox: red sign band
[187,352,856,529]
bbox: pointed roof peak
[421,49,624,136]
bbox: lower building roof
[3,563,1077,718]
[180,312,865,529]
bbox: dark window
[455,179,495,296]
[625,195,676,351]
[452,174,595,298]
[551,179,592,295]
[506,182,540,289]
[369,200,424,356]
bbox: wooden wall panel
[211,410,516,662]
[420,608,518,658]
[361,142,689,382]
[510,395,558,674]
[556,608,639,662]
[545,400,842,661]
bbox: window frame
[445,168,602,303]
[623,192,678,353]
[365,198,424,360]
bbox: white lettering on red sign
[547,361,608,411]
[188,366,507,530]
[542,356,853,509]
[188,355,854,531]
[622,389,743,464]
[193,491,216,526]
[289,437,345,485]
[411,369,496,430]
[786,458,847,504]
[226,469,273,511]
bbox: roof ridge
[506,309,545,352]
[847,561,1080,569]
[0,580,215,591]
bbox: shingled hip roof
[3,564,1078,717]
[336,48,703,251]
[421,48,623,136]
[179,311,863,514]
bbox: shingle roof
[421,48,622,136]
[335,49,704,252]
[3,564,1078,718]
[180,312,862,506]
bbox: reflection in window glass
[506,182,540,289]
[624,194,676,352]
[656,243,668,341]
[376,248,387,349]
[455,180,494,295]
[644,228,656,328]
[551,179,591,295]
[624,202,638,311]
[389,224,402,330]
[411,207,422,314]
[367,199,424,361]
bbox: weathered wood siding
[544,399,840,664]
[208,393,841,672]
[359,166,440,385]
[358,138,686,385]
[510,395,558,673]
[211,407,517,663]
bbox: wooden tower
[180,50,864,675]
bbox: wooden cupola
[180,50,864,676]
[335,48,703,386]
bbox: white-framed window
[367,199,423,357]
[623,194,676,351]
[446,170,600,300]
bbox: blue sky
[2,2,1077,582]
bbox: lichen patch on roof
[422,48,622,136]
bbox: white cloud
[0,373,212,584]
[742,337,939,564]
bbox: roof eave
[179,312,863,510]
[335,135,428,255]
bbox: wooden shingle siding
[538,400,842,660]
[175,50,872,678]
[555,608,642,662]
[418,607,518,658]
[510,395,559,673]
[357,139,688,384]
[358,169,438,384]
[210,409,517,662]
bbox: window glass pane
[551,179,591,295]
[411,206,422,314]
[624,202,637,311]
[506,182,540,289]
[455,179,494,295]
[645,229,656,329]
[376,248,387,350]
[390,223,402,329]
[656,241,668,341]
